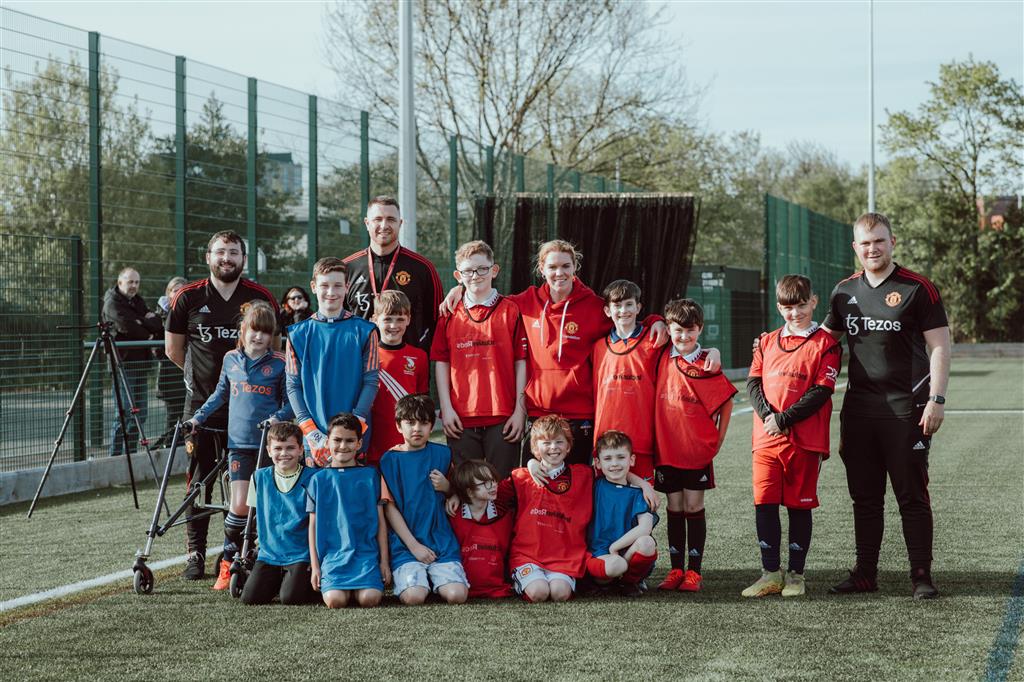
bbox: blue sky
[7,0,1022,168]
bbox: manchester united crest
[885,291,902,307]
[553,480,570,493]
[565,321,579,335]
[395,271,412,286]
[261,365,273,376]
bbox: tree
[881,57,1024,340]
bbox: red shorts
[752,441,823,509]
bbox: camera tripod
[27,321,167,518]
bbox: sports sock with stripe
[667,510,686,570]
[685,509,706,574]
[786,507,812,574]
[223,512,247,564]
[755,504,782,572]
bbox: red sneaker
[212,559,231,591]
[657,568,686,591]
[677,569,702,592]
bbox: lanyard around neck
[367,245,401,296]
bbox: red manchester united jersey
[367,343,428,465]
[431,296,527,427]
[449,503,514,598]
[592,326,660,455]
[499,465,594,577]
[654,350,737,470]
[749,327,841,455]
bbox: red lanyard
[367,245,401,296]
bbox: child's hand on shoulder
[445,494,460,517]
[526,458,550,487]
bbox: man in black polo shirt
[165,231,277,580]
[823,212,951,600]
[342,196,443,351]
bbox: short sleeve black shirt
[824,264,947,418]
[167,278,278,421]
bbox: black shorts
[654,463,715,493]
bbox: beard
[211,261,242,283]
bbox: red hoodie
[509,279,662,420]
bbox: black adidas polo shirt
[824,264,947,419]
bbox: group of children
[188,237,841,605]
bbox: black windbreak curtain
[474,193,699,315]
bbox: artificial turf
[1,358,1021,680]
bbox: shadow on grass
[949,369,996,377]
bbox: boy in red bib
[432,241,527,477]
[654,299,736,593]
[743,275,841,598]
[448,460,514,599]
[591,280,662,483]
[368,291,428,466]
[499,415,594,602]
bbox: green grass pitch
[1,358,1021,680]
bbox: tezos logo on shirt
[844,314,902,336]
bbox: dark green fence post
[571,170,581,193]
[247,77,258,280]
[175,56,186,276]
[70,237,85,461]
[308,95,318,275]
[546,163,555,239]
[87,31,104,447]
[360,110,370,247]
[449,135,458,287]
[485,146,494,194]
[514,155,524,193]
[596,176,606,192]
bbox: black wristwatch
[929,395,945,404]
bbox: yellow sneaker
[212,559,232,591]
[782,570,806,597]
[741,570,783,598]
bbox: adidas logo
[688,548,701,557]
[699,474,708,482]
[789,542,804,551]
[531,320,541,328]
[849,296,858,304]
[668,545,680,555]
[198,305,211,313]
[758,540,771,549]
[913,440,927,450]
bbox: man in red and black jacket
[342,196,443,352]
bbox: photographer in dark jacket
[102,267,162,456]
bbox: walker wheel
[133,566,154,595]
[229,572,245,599]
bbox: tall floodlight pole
[868,0,876,212]
[399,0,417,249]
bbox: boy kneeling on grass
[240,422,317,606]
[585,430,659,598]
[447,460,515,599]
[307,413,390,608]
[379,394,469,605]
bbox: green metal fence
[764,194,855,329]
[0,7,633,472]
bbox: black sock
[667,510,686,570]
[685,509,706,574]
[223,512,247,564]
[755,504,782,573]
[787,507,813,574]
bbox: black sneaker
[829,566,878,594]
[182,551,205,580]
[618,581,645,598]
[911,569,939,600]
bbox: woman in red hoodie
[443,240,720,465]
